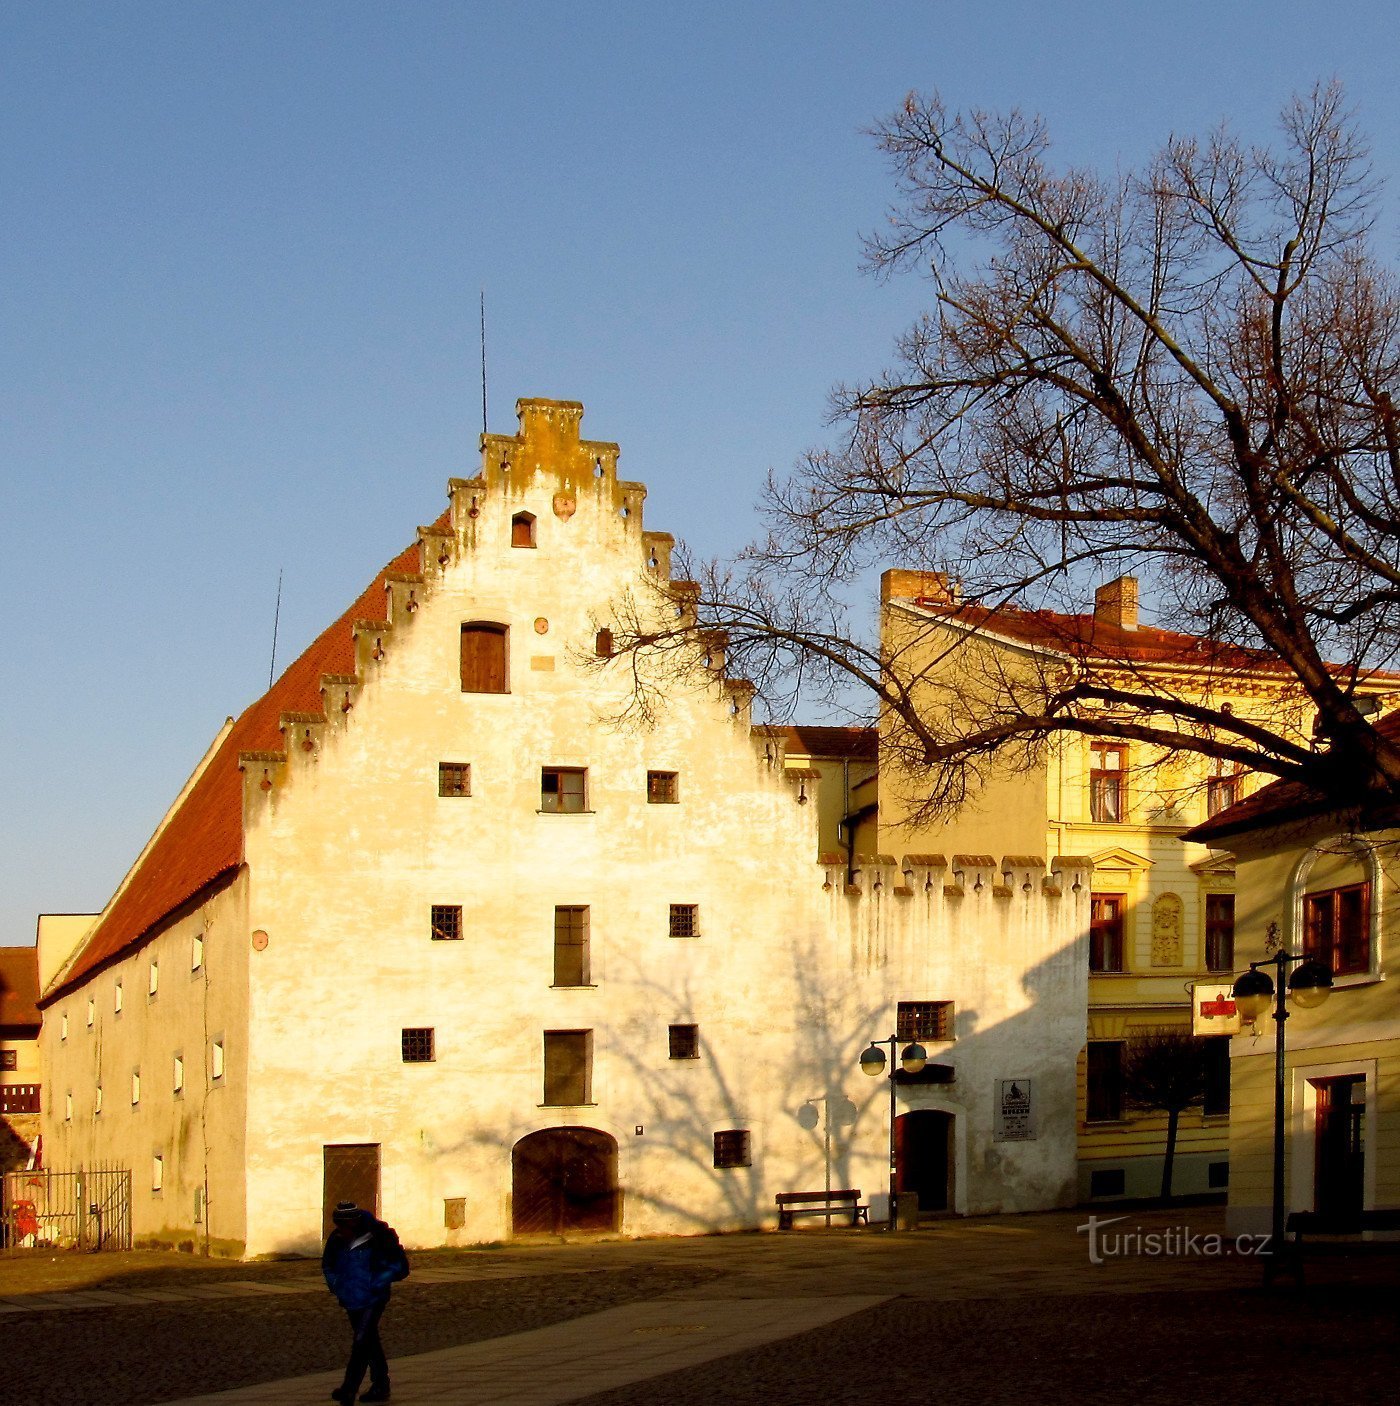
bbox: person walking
[321,1201,409,1403]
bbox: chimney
[1094,576,1138,630]
[881,569,958,606]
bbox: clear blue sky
[4,1,1399,942]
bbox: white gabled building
[38,399,1089,1256]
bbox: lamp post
[1231,949,1333,1280]
[859,1034,927,1230]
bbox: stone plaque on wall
[1151,892,1183,966]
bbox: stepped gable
[42,524,442,1005]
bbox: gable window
[1206,766,1243,818]
[460,622,508,693]
[1089,743,1126,823]
[646,770,679,804]
[431,905,463,941]
[897,1000,954,1042]
[541,767,587,814]
[542,1029,592,1106]
[713,1130,751,1169]
[669,1024,700,1060]
[1205,894,1235,972]
[1089,894,1125,973]
[1086,1042,1123,1122]
[438,762,471,797]
[1203,1037,1230,1116]
[401,1027,435,1063]
[669,903,699,938]
[511,511,537,547]
[1303,882,1371,977]
[595,628,614,658]
[553,906,591,987]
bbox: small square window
[402,1027,436,1063]
[647,770,679,804]
[0,1050,16,1072]
[541,767,587,813]
[431,905,463,941]
[192,934,204,971]
[897,1000,954,1042]
[668,1024,700,1060]
[511,511,537,547]
[211,1041,225,1081]
[669,904,699,938]
[713,1129,751,1169]
[438,762,472,797]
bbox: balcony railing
[0,1084,41,1115]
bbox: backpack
[377,1221,411,1282]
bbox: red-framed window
[1303,883,1371,977]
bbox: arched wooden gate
[511,1127,619,1235]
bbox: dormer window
[511,512,537,548]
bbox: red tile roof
[42,526,439,1006]
[0,947,40,1030]
[781,725,878,761]
[1186,709,1400,843]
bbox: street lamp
[1231,949,1333,1280]
[859,1034,927,1230]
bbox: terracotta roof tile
[42,528,437,1005]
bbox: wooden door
[323,1144,380,1240]
[460,623,507,693]
[1312,1076,1364,1229]
[894,1110,952,1214]
[512,1128,618,1235]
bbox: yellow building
[1187,720,1400,1235]
[1,946,42,1172]
[878,568,1396,1202]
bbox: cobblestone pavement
[1,1207,1396,1405]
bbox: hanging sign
[1192,983,1242,1036]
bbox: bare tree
[1122,1030,1208,1202]
[609,85,1400,821]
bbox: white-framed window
[211,1040,225,1081]
[192,933,204,971]
[173,1055,184,1095]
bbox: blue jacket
[322,1214,404,1310]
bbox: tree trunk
[1160,1108,1180,1203]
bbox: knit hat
[332,1201,362,1224]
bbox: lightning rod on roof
[268,567,283,690]
[480,288,488,438]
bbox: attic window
[511,512,537,548]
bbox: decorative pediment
[1086,844,1151,872]
[1188,849,1237,878]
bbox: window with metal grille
[713,1129,751,1168]
[402,1027,435,1063]
[1089,743,1126,822]
[1086,1042,1124,1122]
[897,1000,954,1042]
[1303,882,1371,976]
[511,512,536,547]
[1204,894,1235,972]
[542,1030,591,1106]
[669,903,699,938]
[431,905,463,941]
[553,906,590,987]
[1089,894,1125,973]
[647,770,678,804]
[438,762,471,797]
[541,767,587,813]
[1203,1037,1230,1116]
[460,622,508,693]
[668,1024,700,1059]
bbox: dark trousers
[341,1300,389,1397]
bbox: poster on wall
[994,1078,1035,1141]
[1192,983,1243,1036]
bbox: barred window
[438,762,471,797]
[402,1028,435,1063]
[668,1024,700,1059]
[554,906,590,987]
[647,770,679,804]
[431,905,463,941]
[669,904,699,938]
[713,1129,751,1168]
[897,1000,954,1042]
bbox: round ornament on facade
[534,617,549,634]
[251,930,269,952]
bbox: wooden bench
[1284,1209,1400,1283]
[776,1189,869,1229]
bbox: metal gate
[1,1166,131,1252]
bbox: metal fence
[1,1165,131,1252]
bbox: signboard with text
[994,1078,1035,1141]
[1193,983,1243,1036]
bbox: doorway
[1311,1075,1364,1228]
[322,1144,381,1239]
[894,1110,953,1215]
[511,1127,619,1235]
